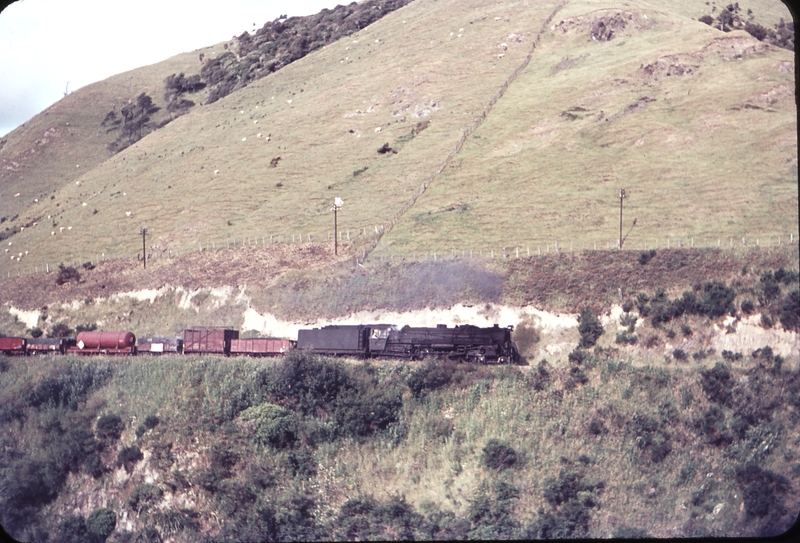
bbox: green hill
[0,0,794,278]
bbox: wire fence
[4,231,796,279]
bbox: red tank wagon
[0,337,26,355]
[68,331,136,355]
[229,338,294,357]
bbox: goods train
[0,323,520,364]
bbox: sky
[0,0,343,137]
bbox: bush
[406,358,455,397]
[638,249,656,265]
[22,361,112,410]
[780,290,800,331]
[741,299,755,314]
[481,439,518,470]
[672,348,687,361]
[615,332,637,345]
[127,483,163,515]
[53,514,91,543]
[117,446,143,473]
[240,402,297,448]
[700,362,733,405]
[577,308,604,348]
[96,414,124,441]
[143,415,160,429]
[86,508,116,541]
[56,264,81,286]
[29,327,43,338]
[588,419,607,435]
[735,462,791,529]
[699,14,714,25]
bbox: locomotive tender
[1,323,520,364]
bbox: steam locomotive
[0,323,520,364]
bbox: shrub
[735,462,791,527]
[721,350,743,362]
[53,514,91,543]
[22,361,112,410]
[700,362,733,405]
[127,483,163,515]
[143,415,160,429]
[577,308,603,348]
[638,249,656,265]
[744,21,768,40]
[681,323,692,336]
[615,332,637,345]
[588,419,607,435]
[481,439,518,470]
[117,446,143,473]
[49,322,74,338]
[759,271,781,305]
[699,14,714,25]
[780,290,800,331]
[672,348,687,361]
[96,414,124,440]
[240,402,297,448]
[29,327,43,338]
[741,299,755,314]
[406,358,455,397]
[86,508,116,541]
[56,264,81,286]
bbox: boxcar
[26,337,76,354]
[0,337,26,355]
[67,331,136,355]
[229,338,294,357]
[138,336,183,354]
[183,328,239,355]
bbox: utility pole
[332,197,343,255]
[140,228,147,268]
[618,188,626,250]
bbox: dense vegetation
[0,344,798,541]
[199,0,413,104]
[698,3,794,50]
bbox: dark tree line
[699,4,794,51]
[101,93,160,153]
[200,0,413,104]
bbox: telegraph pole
[332,197,343,255]
[618,189,626,250]
[140,228,147,268]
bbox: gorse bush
[577,307,603,348]
[240,402,297,448]
[85,508,116,541]
[481,439,518,470]
[95,414,123,441]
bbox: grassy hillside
[0,0,793,279]
[375,0,797,256]
[0,349,798,542]
[0,45,214,226]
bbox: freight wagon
[67,331,136,355]
[0,337,26,355]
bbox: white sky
[0,0,343,137]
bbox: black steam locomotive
[297,323,520,364]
